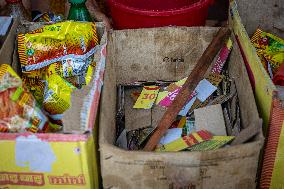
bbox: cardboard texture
[229,1,284,188]
[0,18,19,66]
[99,27,263,189]
[235,0,284,39]
[0,22,107,189]
[143,28,231,151]
[125,88,151,130]
[194,104,227,136]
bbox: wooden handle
[143,27,231,151]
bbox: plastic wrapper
[0,64,53,133]
[22,76,45,105]
[43,74,74,116]
[18,21,99,116]
[18,21,99,79]
[33,12,64,22]
[251,29,284,76]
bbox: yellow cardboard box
[229,1,275,130]
[229,1,284,188]
[0,22,107,189]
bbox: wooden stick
[143,27,231,151]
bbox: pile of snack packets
[0,21,99,133]
[251,29,284,86]
[115,39,240,152]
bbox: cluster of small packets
[16,21,99,131]
[251,29,284,79]
[0,64,52,133]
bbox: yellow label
[18,93,30,107]
[85,66,94,85]
[155,91,168,104]
[177,117,187,128]
[227,38,233,49]
[188,136,235,151]
[156,137,188,152]
[192,133,203,143]
[133,86,160,109]
[166,77,187,92]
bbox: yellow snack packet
[251,29,284,75]
[187,136,235,151]
[43,74,75,115]
[18,21,99,77]
[22,76,45,105]
[18,21,99,119]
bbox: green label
[10,87,24,102]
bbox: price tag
[133,86,160,109]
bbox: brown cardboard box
[99,27,264,189]
[0,18,19,66]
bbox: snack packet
[43,74,75,116]
[18,21,99,80]
[22,76,45,105]
[23,64,93,115]
[187,136,235,151]
[251,29,284,75]
[0,64,51,133]
[18,21,98,117]
[155,130,213,152]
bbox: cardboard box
[0,22,107,189]
[99,27,264,189]
[0,18,19,66]
[229,1,284,188]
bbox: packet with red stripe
[155,130,213,152]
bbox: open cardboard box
[99,27,264,188]
[0,21,106,189]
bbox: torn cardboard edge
[0,18,19,67]
[63,43,107,134]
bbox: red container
[107,0,213,29]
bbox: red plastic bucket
[107,0,213,29]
